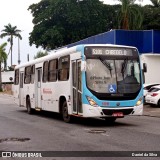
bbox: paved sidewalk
[143,104,160,118]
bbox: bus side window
[14,69,19,85]
[43,61,49,83]
[48,59,58,82]
[31,65,35,84]
[24,66,32,84]
[58,55,70,81]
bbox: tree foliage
[150,0,160,7]
[28,0,112,50]
[0,43,7,91]
[117,0,143,29]
[28,0,160,50]
[34,51,48,59]
[142,0,160,30]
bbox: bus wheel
[62,101,71,123]
[157,100,160,107]
[104,117,116,124]
[26,97,33,114]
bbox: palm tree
[0,43,7,91]
[0,23,22,66]
[117,0,143,30]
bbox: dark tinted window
[144,84,160,90]
[48,59,58,82]
[31,65,35,84]
[14,69,19,85]
[58,55,70,81]
[24,66,32,84]
[43,61,49,82]
[148,87,160,92]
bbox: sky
[0,0,41,66]
[102,0,152,5]
[0,0,152,67]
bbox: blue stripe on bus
[76,45,85,60]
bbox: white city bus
[14,44,144,123]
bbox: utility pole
[18,37,21,64]
[27,54,30,62]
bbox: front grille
[102,109,133,116]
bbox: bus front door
[72,60,82,115]
[35,68,42,109]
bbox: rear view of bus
[80,45,143,122]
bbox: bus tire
[62,101,71,123]
[26,97,33,114]
[104,117,116,124]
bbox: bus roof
[15,44,137,69]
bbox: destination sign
[91,48,133,56]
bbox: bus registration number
[112,112,124,117]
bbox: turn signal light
[86,96,98,107]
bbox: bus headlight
[136,97,143,106]
[86,96,98,107]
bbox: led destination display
[91,48,133,56]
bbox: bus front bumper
[82,104,143,118]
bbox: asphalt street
[0,94,160,160]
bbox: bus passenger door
[19,72,24,106]
[72,60,82,115]
[35,68,42,109]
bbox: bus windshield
[86,58,141,94]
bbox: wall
[141,54,160,84]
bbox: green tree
[103,4,121,30]
[28,0,109,50]
[150,0,160,7]
[0,23,22,66]
[117,0,143,30]
[142,0,160,29]
[0,43,7,91]
[34,51,48,59]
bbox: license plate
[112,112,124,117]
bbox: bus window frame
[43,61,49,83]
[58,55,70,81]
[31,65,35,84]
[48,59,58,82]
[24,66,32,84]
[14,69,19,85]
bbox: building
[67,30,160,84]
[1,71,14,92]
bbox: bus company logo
[43,88,52,94]
[2,152,11,158]
[116,102,120,106]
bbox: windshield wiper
[99,57,112,77]
[121,59,128,77]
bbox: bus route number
[92,49,103,55]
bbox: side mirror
[143,63,147,73]
[142,71,145,84]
